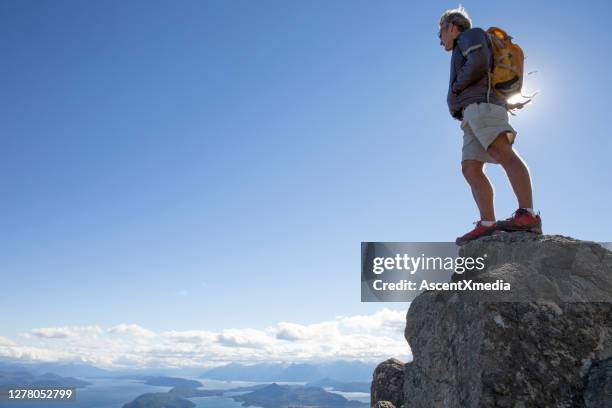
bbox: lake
[0,378,368,407]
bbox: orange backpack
[486,27,535,111]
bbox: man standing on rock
[438,6,543,245]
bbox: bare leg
[487,133,533,209]
[461,160,495,221]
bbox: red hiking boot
[496,208,542,234]
[455,221,497,246]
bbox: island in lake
[122,390,196,408]
[232,383,368,408]
[122,379,368,408]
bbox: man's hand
[451,82,462,96]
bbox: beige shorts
[461,102,517,164]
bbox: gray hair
[439,5,472,32]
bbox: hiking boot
[496,209,542,234]
[455,221,497,246]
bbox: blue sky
[1,1,611,367]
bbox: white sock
[480,220,495,227]
[522,208,536,216]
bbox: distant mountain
[0,358,207,379]
[201,361,376,382]
[0,359,113,378]
[232,383,368,408]
[0,370,90,388]
[0,358,377,383]
[306,377,370,393]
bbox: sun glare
[506,93,527,105]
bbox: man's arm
[451,30,490,95]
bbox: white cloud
[0,343,73,362]
[161,330,217,344]
[108,324,155,338]
[217,328,275,348]
[29,328,70,339]
[0,336,15,346]
[29,325,103,339]
[338,308,406,334]
[0,336,17,347]
[1,308,410,368]
[275,321,340,341]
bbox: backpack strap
[461,43,483,58]
[486,71,491,104]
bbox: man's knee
[487,132,516,164]
[461,160,484,180]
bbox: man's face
[438,23,459,52]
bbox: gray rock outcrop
[371,358,405,408]
[373,401,396,408]
[372,233,612,408]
